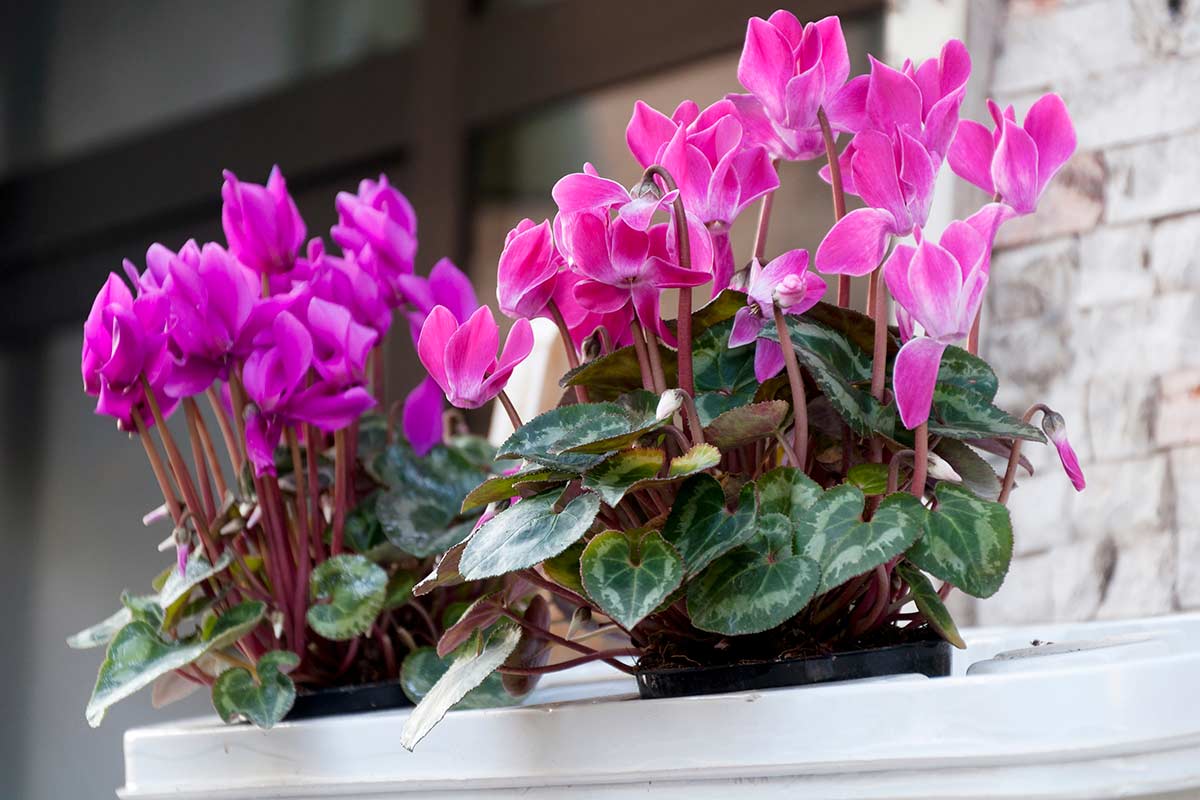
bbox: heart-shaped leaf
[661,474,757,576]
[306,554,389,641]
[211,650,300,729]
[376,484,471,558]
[158,549,236,610]
[936,346,998,401]
[794,485,926,593]
[703,400,789,449]
[580,530,684,630]
[459,489,601,580]
[929,385,1045,442]
[934,439,1002,501]
[461,466,572,512]
[907,483,1013,598]
[67,607,132,650]
[498,401,648,471]
[686,513,819,635]
[846,463,890,496]
[86,601,265,727]
[582,444,720,507]
[692,318,758,407]
[895,562,966,648]
[400,624,523,750]
[373,440,490,515]
[561,391,671,454]
[755,466,823,523]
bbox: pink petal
[962,202,1016,274]
[783,62,825,131]
[443,306,500,407]
[992,119,1040,214]
[403,377,444,456]
[948,119,997,195]
[866,56,923,134]
[1023,93,1076,199]
[766,9,803,48]
[429,258,480,324]
[893,337,948,430]
[709,228,736,296]
[626,100,676,167]
[882,245,918,318]
[479,318,534,401]
[824,74,869,133]
[938,220,988,280]
[609,220,651,280]
[725,93,790,160]
[814,16,850,91]
[729,306,764,348]
[738,16,794,120]
[573,278,629,314]
[814,207,896,277]
[552,172,630,215]
[647,258,711,289]
[898,131,936,229]
[754,340,786,382]
[1046,421,1087,492]
[293,385,376,431]
[907,239,966,341]
[415,305,459,398]
[850,131,908,229]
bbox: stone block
[1069,455,1170,545]
[1096,533,1177,619]
[1155,372,1200,448]
[1074,223,1153,309]
[997,152,1104,247]
[1086,374,1158,461]
[1149,213,1200,293]
[1106,130,1200,223]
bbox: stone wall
[972,0,1200,624]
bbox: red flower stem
[869,268,889,463]
[205,386,243,474]
[547,300,589,404]
[331,429,348,555]
[286,428,311,561]
[967,314,981,356]
[642,325,669,395]
[407,597,440,644]
[678,391,705,445]
[911,423,928,500]
[497,648,640,676]
[773,429,801,470]
[773,305,808,470]
[286,428,312,661]
[753,187,777,261]
[183,400,217,522]
[887,449,915,494]
[497,390,524,431]
[132,409,184,527]
[818,107,851,309]
[187,398,229,501]
[493,604,637,674]
[227,373,252,473]
[520,567,591,609]
[641,164,695,398]
[998,403,1050,504]
[305,424,324,560]
[258,474,295,616]
[372,346,386,403]
[627,320,655,391]
[334,637,360,678]
[376,622,398,679]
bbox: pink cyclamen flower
[332,174,418,307]
[1042,410,1086,491]
[417,305,534,410]
[402,376,445,456]
[81,274,176,430]
[221,166,307,276]
[626,99,778,289]
[241,311,375,476]
[726,12,853,161]
[497,218,561,320]
[728,249,827,381]
[884,208,1007,429]
[549,269,634,349]
[948,94,1076,215]
[307,239,393,339]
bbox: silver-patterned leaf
[306,554,389,641]
[907,483,1013,598]
[459,489,601,580]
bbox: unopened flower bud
[630,178,664,201]
[1042,409,1087,492]
[773,273,810,309]
[925,452,963,484]
[656,389,685,421]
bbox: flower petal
[1023,92,1076,199]
[907,239,966,341]
[738,16,794,120]
[850,130,908,229]
[992,118,1040,214]
[552,172,630,215]
[814,207,896,276]
[403,377,445,456]
[754,339,786,382]
[443,306,500,407]
[626,100,676,167]
[893,337,948,430]
[415,305,459,398]
[947,119,997,195]
[729,306,765,348]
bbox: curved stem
[678,392,705,445]
[638,321,668,395]
[967,313,981,356]
[497,647,640,676]
[998,403,1050,504]
[497,391,524,431]
[548,300,589,404]
[773,305,807,470]
[133,409,184,526]
[887,449,915,495]
[183,400,217,522]
[493,604,635,674]
[818,107,851,309]
[641,164,694,397]
[205,386,243,475]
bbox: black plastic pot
[635,638,952,700]
[284,680,413,721]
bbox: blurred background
[0,1,1195,797]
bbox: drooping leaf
[501,595,553,698]
[686,513,819,636]
[158,549,236,610]
[936,346,999,401]
[928,385,1045,443]
[400,624,523,750]
[498,402,646,471]
[412,539,469,597]
[689,288,749,334]
[755,466,823,523]
[542,540,586,595]
[804,301,882,356]
[67,607,133,650]
[793,485,926,593]
[459,489,601,580]
[895,562,966,648]
[560,391,670,454]
[306,554,389,641]
[702,400,789,449]
[86,600,265,727]
[561,343,677,401]
[580,530,684,630]
[400,645,519,712]
[586,443,723,507]
[436,593,504,657]
[461,466,572,512]
[211,650,300,729]
[122,592,164,628]
[846,463,890,496]
[907,483,1013,598]
[661,475,757,576]
[934,439,1002,501]
[582,448,663,506]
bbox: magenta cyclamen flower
[948,94,1076,215]
[221,166,306,276]
[81,274,175,430]
[550,269,635,348]
[626,99,778,289]
[332,174,418,306]
[307,239,393,339]
[241,311,375,476]
[726,12,853,161]
[1042,410,1087,492]
[497,218,561,320]
[417,305,534,410]
[729,250,826,381]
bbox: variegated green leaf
[400,645,519,711]
[895,562,966,648]
[561,343,677,401]
[459,489,601,580]
[929,385,1046,442]
[543,540,586,595]
[846,463,890,496]
[755,466,823,524]
[794,485,926,593]
[86,601,265,727]
[582,448,663,506]
[306,554,388,641]
[373,440,491,514]
[383,571,417,611]
[936,346,999,401]
[377,484,472,557]
[211,649,299,729]
[688,288,749,333]
[908,483,1013,598]
[686,513,819,636]
[400,624,523,750]
[702,400,789,449]
[498,399,652,470]
[561,391,670,454]
[158,549,236,610]
[67,607,132,650]
[661,475,757,576]
[580,530,684,630]
[461,466,572,512]
[934,439,1002,501]
[693,319,758,407]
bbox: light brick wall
[972,0,1200,624]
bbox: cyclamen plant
[70,169,545,728]
[400,11,1085,748]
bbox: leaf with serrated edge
[399,645,519,711]
[306,554,389,641]
[499,404,630,470]
[561,391,668,454]
[401,623,523,750]
[620,444,723,501]
[582,448,663,506]
[908,483,1013,598]
[846,463,890,496]
[756,467,823,523]
[934,439,1002,501]
[413,539,468,596]
[459,489,601,580]
[581,530,683,630]
[703,400,789,449]
[86,600,264,727]
[376,484,465,558]
[562,344,677,401]
[929,384,1045,442]
[158,549,236,610]
[936,346,998,401]
[542,540,586,595]
[794,485,925,593]
[67,607,132,650]
[687,513,819,635]
[436,593,503,657]
[461,466,571,512]
[896,562,966,648]
[212,650,299,729]
[661,475,757,576]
